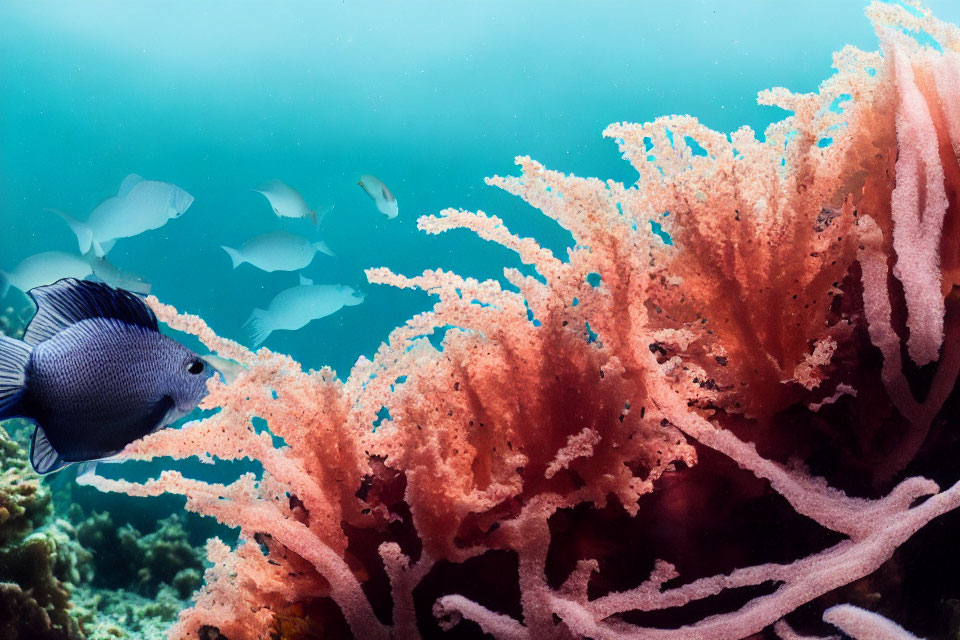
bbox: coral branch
[822,604,922,640]
[883,35,949,366]
[433,595,530,640]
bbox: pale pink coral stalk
[823,604,923,640]
[857,215,960,479]
[884,35,949,366]
[380,544,437,640]
[434,595,529,640]
[438,381,960,639]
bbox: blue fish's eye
[187,359,205,375]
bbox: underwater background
[2,0,958,378]
[3,1,960,639]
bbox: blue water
[2,0,956,378]
[2,3,960,637]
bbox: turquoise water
[2,0,956,376]
[2,3,960,637]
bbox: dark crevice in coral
[413,550,521,639]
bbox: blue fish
[0,279,212,474]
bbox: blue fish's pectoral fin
[153,396,180,434]
[117,173,144,198]
[0,335,31,419]
[24,279,159,346]
[30,427,69,475]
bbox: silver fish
[1,252,94,298]
[0,251,150,298]
[252,180,333,225]
[221,230,333,272]
[52,173,194,257]
[244,275,365,347]
[358,174,398,219]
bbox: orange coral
[80,2,960,639]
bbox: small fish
[0,252,151,298]
[1,252,94,299]
[253,180,332,225]
[244,276,366,346]
[358,174,398,219]
[220,231,334,272]
[0,279,212,474]
[52,173,194,257]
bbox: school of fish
[0,172,398,473]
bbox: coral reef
[0,302,31,341]
[66,2,960,639]
[0,421,207,640]
[75,511,203,600]
[0,425,84,640]
[70,584,189,640]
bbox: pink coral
[80,2,960,639]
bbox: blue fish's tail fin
[47,208,94,255]
[0,334,31,419]
[243,309,273,347]
[221,246,244,269]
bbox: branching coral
[79,2,960,639]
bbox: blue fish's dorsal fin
[299,274,313,286]
[31,427,68,475]
[24,278,158,346]
[117,173,143,197]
